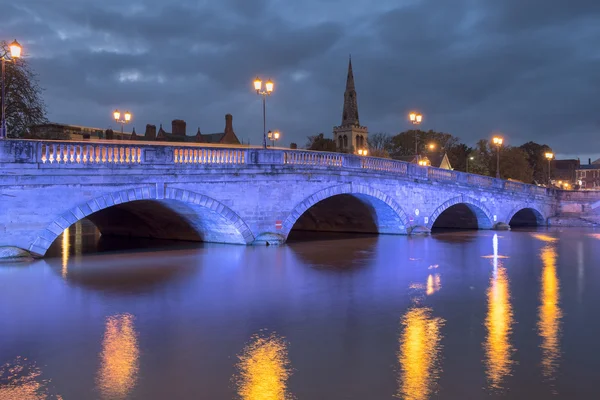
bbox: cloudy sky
[4,0,600,159]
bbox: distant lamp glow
[428,143,435,150]
[357,148,368,156]
[418,158,430,166]
[9,40,22,58]
[470,156,474,160]
[409,112,423,125]
[267,130,281,147]
[112,109,132,137]
[492,135,504,179]
[545,152,554,185]
[253,77,262,92]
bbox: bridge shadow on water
[286,231,379,270]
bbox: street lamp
[267,130,280,148]
[254,76,274,149]
[492,136,503,179]
[418,158,430,166]
[467,156,474,173]
[545,152,554,185]
[113,109,132,136]
[428,143,436,151]
[409,112,423,159]
[1,39,22,139]
[357,148,368,156]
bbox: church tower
[333,56,368,153]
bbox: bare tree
[1,41,47,137]
[367,132,393,158]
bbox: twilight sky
[4,0,600,160]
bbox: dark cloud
[7,0,600,157]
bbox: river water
[1,223,599,399]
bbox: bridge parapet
[0,139,555,198]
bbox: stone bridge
[1,139,597,258]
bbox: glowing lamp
[9,40,21,58]
[265,79,274,93]
[124,111,131,122]
[253,77,262,92]
[492,136,503,146]
[545,152,554,160]
[113,110,121,121]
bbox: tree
[306,133,336,152]
[389,129,461,159]
[367,132,393,158]
[499,146,533,183]
[519,141,552,184]
[468,139,492,176]
[446,143,470,172]
[1,41,47,137]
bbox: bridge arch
[29,186,254,256]
[427,195,494,230]
[506,204,546,227]
[281,183,409,238]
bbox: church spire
[341,54,359,126]
[346,54,355,91]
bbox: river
[1,222,599,399]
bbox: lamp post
[467,156,474,173]
[492,136,503,179]
[545,152,554,185]
[418,158,430,166]
[409,112,423,160]
[357,148,368,156]
[254,77,274,149]
[1,39,22,139]
[267,130,280,148]
[113,109,132,137]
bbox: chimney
[225,114,233,133]
[145,124,156,140]
[172,119,186,136]
[220,113,240,145]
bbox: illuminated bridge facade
[0,139,594,258]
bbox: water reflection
[426,274,441,296]
[61,227,69,278]
[483,234,514,391]
[46,251,196,295]
[396,307,445,400]
[234,332,292,400]
[97,313,139,399]
[538,245,562,382]
[0,356,62,399]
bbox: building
[396,153,453,170]
[29,114,241,145]
[333,56,368,153]
[551,159,579,184]
[28,123,105,140]
[576,158,600,189]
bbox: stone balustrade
[0,138,555,197]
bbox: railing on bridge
[173,148,246,164]
[39,142,142,164]
[0,139,553,196]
